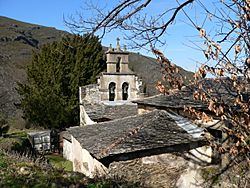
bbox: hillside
[0,16,68,120]
[128,52,193,95]
[0,149,138,187]
[0,16,193,121]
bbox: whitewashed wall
[63,138,73,161]
[71,136,107,178]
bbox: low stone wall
[109,153,188,187]
[109,146,212,188]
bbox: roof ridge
[96,109,167,126]
[132,94,163,103]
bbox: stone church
[62,39,214,186]
[79,38,144,126]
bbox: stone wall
[79,105,96,126]
[109,146,212,188]
[137,104,157,114]
[79,76,143,103]
[185,145,212,164]
[71,136,107,178]
[109,153,190,187]
[106,52,129,73]
[63,138,72,161]
[79,84,101,104]
[99,74,141,101]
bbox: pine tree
[17,34,105,129]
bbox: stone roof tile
[134,78,250,110]
[68,110,203,159]
[84,103,138,121]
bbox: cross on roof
[116,37,121,51]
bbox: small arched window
[116,57,121,72]
[109,82,116,101]
[122,82,129,100]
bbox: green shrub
[46,154,73,171]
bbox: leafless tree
[66,0,250,184]
[65,0,194,49]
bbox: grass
[0,150,86,187]
[46,154,73,171]
[0,130,141,187]
[0,130,29,152]
[0,150,140,188]
[201,165,220,184]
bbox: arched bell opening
[109,82,116,101]
[122,82,129,100]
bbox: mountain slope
[0,16,193,121]
[128,52,193,95]
[0,16,68,119]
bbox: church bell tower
[106,38,129,73]
[98,38,142,102]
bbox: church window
[122,82,129,100]
[109,82,116,101]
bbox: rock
[176,164,203,188]
[19,166,30,175]
[14,35,39,48]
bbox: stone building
[62,41,223,187]
[133,78,239,139]
[79,38,144,126]
[132,78,250,168]
[64,110,210,178]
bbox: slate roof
[67,110,204,160]
[134,93,206,110]
[134,78,250,110]
[83,102,138,121]
[61,131,71,141]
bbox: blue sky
[0,0,214,72]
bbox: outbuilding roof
[67,110,204,160]
[83,102,138,121]
[133,78,250,111]
[134,93,206,110]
